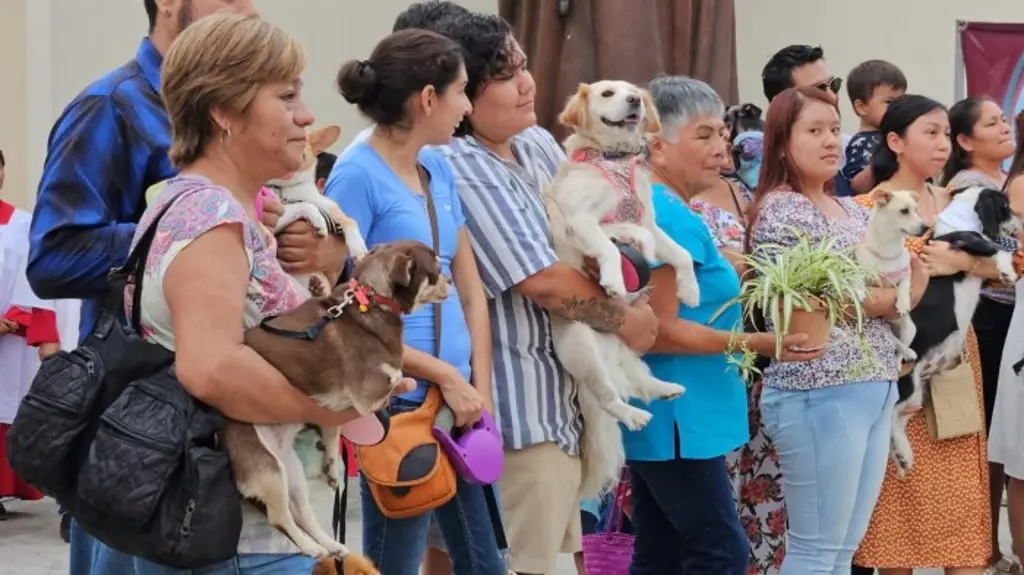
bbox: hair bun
[336,59,378,106]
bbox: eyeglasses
[815,77,843,94]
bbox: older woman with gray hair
[619,75,821,574]
[661,78,787,574]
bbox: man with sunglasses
[761,44,853,175]
[762,44,843,102]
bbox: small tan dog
[855,188,929,363]
[267,125,369,297]
[545,80,695,497]
[228,241,449,573]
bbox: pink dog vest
[569,148,646,225]
[879,266,910,286]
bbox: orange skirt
[854,330,991,568]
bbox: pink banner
[961,22,1024,121]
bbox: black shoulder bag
[6,193,242,568]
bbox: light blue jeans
[760,380,896,574]
[69,520,315,574]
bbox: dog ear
[872,188,893,207]
[309,125,342,153]
[389,253,414,287]
[908,191,920,202]
[641,90,662,135]
[743,103,763,118]
[975,188,1010,239]
[558,83,590,128]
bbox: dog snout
[437,275,452,298]
[626,94,641,107]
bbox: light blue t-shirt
[325,143,471,402]
[621,184,749,461]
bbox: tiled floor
[0,495,1012,574]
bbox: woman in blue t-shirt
[621,75,823,575]
[325,30,504,575]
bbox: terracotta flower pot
[782,298,832,351]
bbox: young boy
[839,59,907,195]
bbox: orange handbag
[355,171,457,519]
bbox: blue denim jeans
[626,456,748,575]
[761,380,896,574]
[69,520,315,574]
[360,399,506,575]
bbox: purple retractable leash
[432,407,503,485]
[433,407,509,560]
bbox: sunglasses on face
[815,77,843,94]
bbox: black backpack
[6,193,242,568]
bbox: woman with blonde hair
[118,14,400,574]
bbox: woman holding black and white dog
[855,94,1004,575]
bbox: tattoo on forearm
[558,296,625,332]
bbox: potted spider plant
[716,228,876,359]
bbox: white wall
[6,0,1020,210]
[4,0,497,210]
[735,0,1024,134]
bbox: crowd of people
[2,1,1024,575]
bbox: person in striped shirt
[435,13,659,575]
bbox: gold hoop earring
[220,128,232,146]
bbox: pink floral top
[125,175,326,554]
[750,189,899,390]
[690,199,745,252]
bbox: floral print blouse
[750,189,899,390]
[689,199,746,252]
[126,175,331,554]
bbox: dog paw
[892,452,913,478]
[1001,271,1018,285]
[600,275,629,299]
[658,382,687,400]
[321,539,348,556]
[309,274,331,298]
[617,405,653,431]
[323,464,341,491]
[901,348,918,362]
[345,232,369,261]
[676,275,700,307]
[300,542,332,560]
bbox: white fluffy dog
[545,80,698,496]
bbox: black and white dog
[891,186,1021,476]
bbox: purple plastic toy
[432,410,504,485]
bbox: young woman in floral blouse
[747,87,929,574]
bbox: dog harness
[862,246,911,286]
[569,147,646,225]
[258,279,404,341]
[879,266,911,285]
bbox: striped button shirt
[28,38,176,341]
[435,126,583,456]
